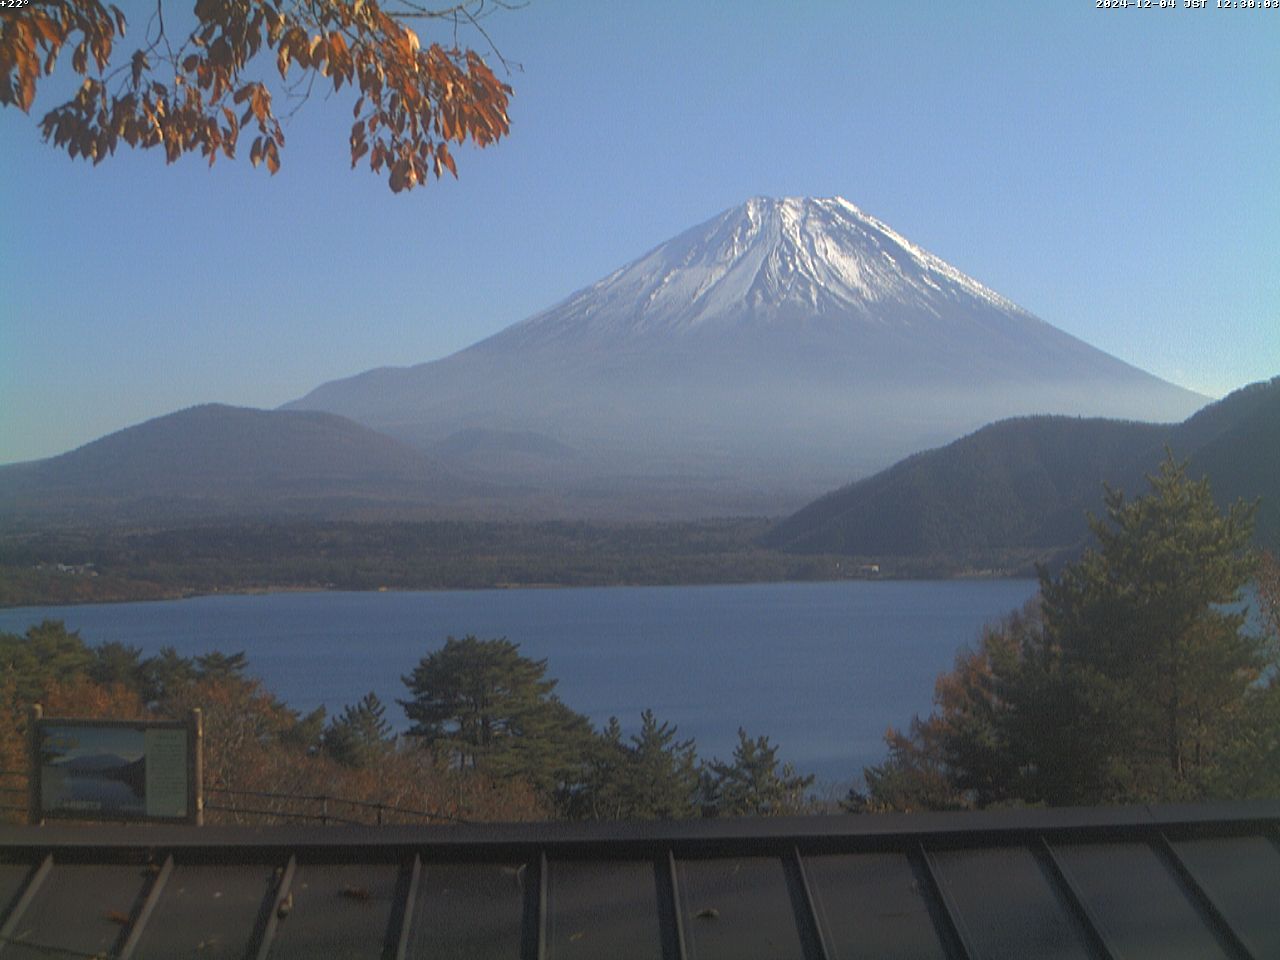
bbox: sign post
[191,708,204,826]
[27,704,41,826]
[29,708,203,826]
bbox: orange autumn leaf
[0,0,512,191]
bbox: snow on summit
[496,196,1028,344]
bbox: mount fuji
[286,197,1206,516]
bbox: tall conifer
[1036,454,1260,801]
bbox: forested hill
[765,377,1280,558]
[762,418,1166,557]
[0,404,469,524]
[1165,376,1280,549]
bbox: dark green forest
[0,518,938,609]
[769,377,1280,557]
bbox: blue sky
[2,0,1277,464]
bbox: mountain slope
[766,377,1279,557]
[0,405,467,523]
[763,417,1166,555]
[1167,377,1280,547]
[286,197,1205,516]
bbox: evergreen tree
[853,601,1042,812]
[138,647,197,706]
[0,620,95,703]
[88,641,145,689]
[1259,551,1280,641]
[849,719,966,814]
[701,729,815,817]
[1033,454,1261,802]
[863,455,1273,809]
[400,636,594,797]
[323,692,393,768]
[573,710,700,820]
[195,650,250,681]
[283,706,328,754]
[627,710,700,818]
[1161,549,1280,800]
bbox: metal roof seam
[1154,833,1257,960]
[392,854,421,960]
[517,850,546,960]
[662,849,689,960]
[114,854,172,960]
[0,853,52,956]
[788,847,830,960]
[250,853,296,960]
[1033,837,1117,960]
[914,843,975,960]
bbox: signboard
[30,711,202,824]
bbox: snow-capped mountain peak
[286,195,1206,517]
[494,196,1026,346]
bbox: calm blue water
[44,775,145,815]
[0,580,1038,785]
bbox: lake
[0,580,1039,786]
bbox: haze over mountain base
[0,197,1214,525]
[1,379,1272,608]
[286,197,1205,517]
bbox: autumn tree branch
[0,0,514,192]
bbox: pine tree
[865,455,1274,810]
[138,647,197,706]
[323,692,393,768]
[851,719,966,813]
[628,710,700,818]
[0,620,95,703]
[1260,551,1280,641]
[195,650,250,681]
[1034,454,1261,801]
[399,636,594,797]
[701,729,815,817]
[572,711,700,820]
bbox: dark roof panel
[0,861,34,926]
[1,801,1278,958]
[129,861,281,960]
[406,861,528,960]
[929,845,1096,960]
[675,855,809,960]
[805,852,950,960]
[1,862,151,960]
[1170,833,1280,960]
[269,860,403,960]
[1050,841,1231,960]
[545,859,666,960]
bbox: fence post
[27,704,42,826]
[321,794,329,826]
[190,708,204,826]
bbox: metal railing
[0,770,25,817]
[0,771,473,826]
[202,786,472,826]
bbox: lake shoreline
[0,517,1053,610]
[0,567,1041,612]
[0,579,1043,784]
